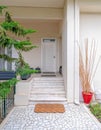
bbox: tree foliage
[1,12,36,36]
[0,78,18,98]
[0,5,7,14]
[0,5,37,62]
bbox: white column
[74,0,80,104]
[66,0,79,103]
[66,0,75,102]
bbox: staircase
[29,77,66,103]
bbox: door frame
[41,38,57,72]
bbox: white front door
[42,38,56,72]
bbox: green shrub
[0,78,18,98]
[89,103,101,119]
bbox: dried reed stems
[79,39,101,93]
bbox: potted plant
[20,68,37,80]
[79,39,101,104]
[0,70,16,80]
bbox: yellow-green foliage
[89,103,101,119]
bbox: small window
[43,39,55,43]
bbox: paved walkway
[0,103,101,130]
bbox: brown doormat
[34,104,65,113]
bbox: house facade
[0,0,101,103]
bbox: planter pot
[0,71,16,80]
[21,74,31,80]
[82,91,93,104]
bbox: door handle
[53,56,56,58]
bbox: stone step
[33,77,63,81]
[32,80,64,82]
[29,101,67,105]
[32,81,64,84]
[30,93,65,98]
[31,83,64,86]
[31,87,64,91]
[30,90,65,95]
[29,76,65,102]
[29,96,67,102]
[31,86,64,89]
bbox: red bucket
[82,92,93,104]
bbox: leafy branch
[0,6,37,62]
[0,54,17,62]
[0,78,18,98]
[0,6,7,14]
[1,12,36,36]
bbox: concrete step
[31,83,64,86]
[32,81,64,84]
[31,87,64,91]
[30,88,65,94]
[31,77,64,87]
[33,77,63,81]
[29,76,65,102]
[31,86,64,89]
[29,101,67,105]
[30,92,65,97]
[29,95,67,102]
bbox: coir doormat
[34,104,65,113]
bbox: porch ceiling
[80,0,101,13]
[0,0,65,8]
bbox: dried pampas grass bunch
[79,39,101,93]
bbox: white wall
[80,13,101,93]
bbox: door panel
[42,39,56,72]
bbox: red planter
[82,91,93,104]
